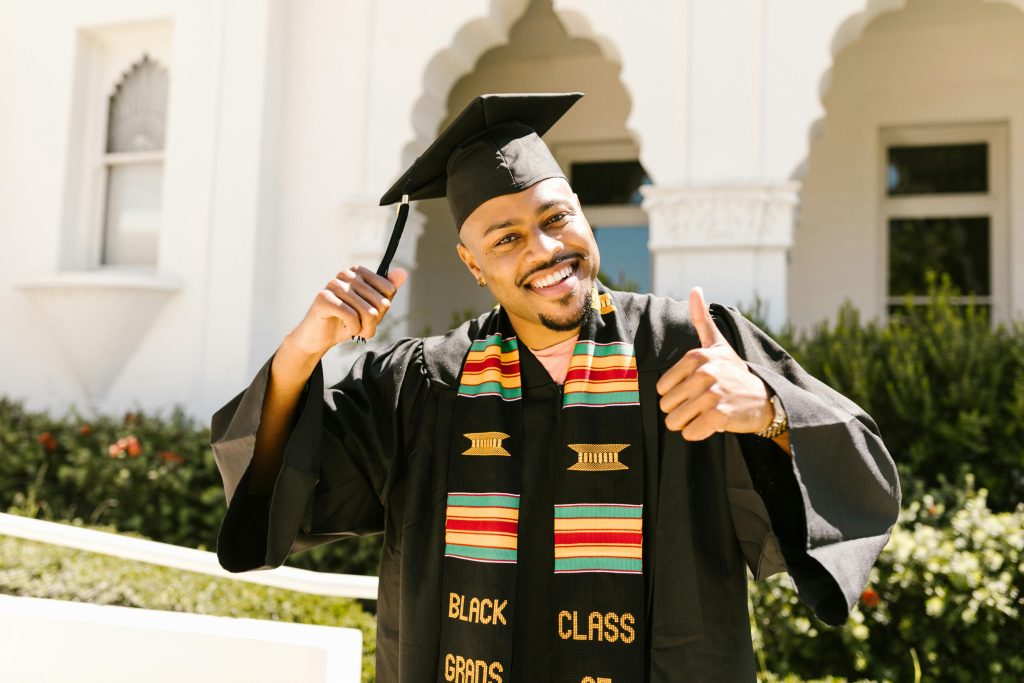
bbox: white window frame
[550,140,652,289]
[63,22,171,272]
[879,122,1008,320]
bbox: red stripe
[564,367,638,382]
[463,358,520,374]
[446,519,518,534]
[555,532,643,545]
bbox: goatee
[539,289,592,332]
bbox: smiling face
[456,177,601,349]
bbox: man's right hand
[286,266,409,359]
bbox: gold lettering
[582,678,597,683]
[489,661,503,683]
[588,611,603,642]
[604,611,619,643]
[493,599,508,626]
[469,597,481,624]
[480,598,492,624]
[444,653,456,681]
[558,610,572,639]
[455,655,466,678]
[621,612,635,644]
[573,610,587,640]
[449,593,460,620]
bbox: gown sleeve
[210,339,425,572]
[709,304,902,626]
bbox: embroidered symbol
[463,431,511,456]
[566,443,629,471]
[591,287,615,315]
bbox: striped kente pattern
[445,492,520,564]
[458,334,522,401]
[562,340,639,408]
[553,503,643,574]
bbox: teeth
[532,265,573,289]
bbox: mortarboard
[373,92,584,279]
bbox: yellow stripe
[459,370,522,388]
[554,546,643,559]
[553,518,643,531]
[445,532,518,550]
[447,506,520,521]
[567,355,638,370]
[564,380,639,394]
[465,350,519,363]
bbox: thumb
[689,286,727,348]
[386,267,409,293]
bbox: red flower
[108,442,123,457]
[123,435,142,457]
[158,450,185,465]
[36,431,58,453]
[860,587,880,608]
[79,423,92,436]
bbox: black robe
[211,291,901,682]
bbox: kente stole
[439,286,645,682]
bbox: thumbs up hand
[655,287,775,441]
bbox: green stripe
[554,557,642,572]
[562,391,639,406]
[447,494,520,508]
[554,505,643,519]
[469,335,519,353]
[572,341,634,357]
[445,544,517,562]
[458,382,522,399]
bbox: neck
[506,312,580,350]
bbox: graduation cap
[373,92,584,279]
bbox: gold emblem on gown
[462,431,511,456]
[566,443,630,471]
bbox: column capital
[642,183,800,250]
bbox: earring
[477,279,486,287]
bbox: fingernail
[368,308,378,316]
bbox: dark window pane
[570,161,651,205]
[886,143,987,196]
[594,225,649,292]
[888,217,990,296]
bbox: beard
[538,287,592,332]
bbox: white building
[2,0,1021,418]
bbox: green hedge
[751,272,1024,511]
[0,399,382,576]
[0,530,377,682]
[750,480,1023,683]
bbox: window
[881,124,1007,316]
[101,55,168,267]
[555,143,652,293]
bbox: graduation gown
[211,291,901,682]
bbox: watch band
[755,393,789,439]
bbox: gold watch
[755,392,788,439]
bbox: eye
[495,233,519,247]
[545,211,570,226]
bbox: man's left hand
[656,286,775,441]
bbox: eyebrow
[483,199,570,236]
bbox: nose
[524,224,564,262]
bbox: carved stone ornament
[642,183,800,250]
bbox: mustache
[517,252,588,288]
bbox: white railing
[0,512,379,600]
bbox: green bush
[0,531,377,682]
[750,480,1024,683]
[747,272,1024,511]
[0,399,382,577]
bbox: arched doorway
[790,0,1024,330]
[405,0,649,336]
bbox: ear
[456,242,483,283]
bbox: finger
[689,286,728,349]
[656,347,712,396]
[352,265,404,302]
[315,289,361,341]
[681,409,729,441]
[386,267,408,291]
[326,280,380,338]
[337,274,390,316]
[664,391,718,433]
[658,362,716,414]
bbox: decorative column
[641,183,799,330]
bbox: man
[212,93,900,682]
